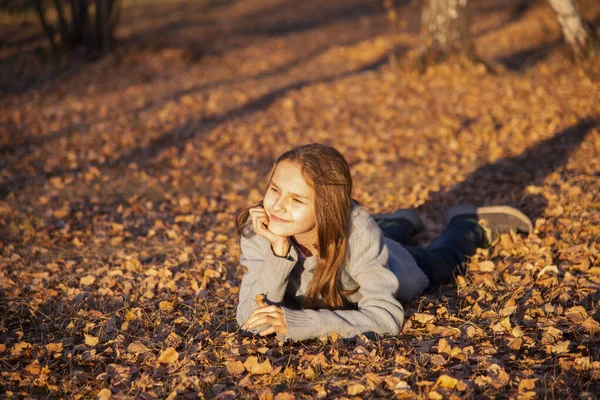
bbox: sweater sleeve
[236,234,298,328]
[282,216,405,340]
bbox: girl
[236,144,532,340]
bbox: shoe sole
[372,209,425,233]
[443,204,532,233]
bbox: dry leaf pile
[1,0,599,398]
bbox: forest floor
[1,0,600,398]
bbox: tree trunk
[547,0,599,59]
[34,0,57,51]
[418,0,475,69]
[96,0,110,52]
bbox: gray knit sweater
[236,205,430,340]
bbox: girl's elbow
[236,306,249,327]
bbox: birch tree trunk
[547,0,599,59]
[418,0,475,69]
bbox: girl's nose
[272,197,285,212]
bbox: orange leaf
[244,356,273,375]
[158,347,179,364]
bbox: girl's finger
[259,326,275,336]
[259,321,286,336]
[245,311,284,329]
[245,315,274,329]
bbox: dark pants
[380,219,484,290]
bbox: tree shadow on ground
[418,118,598,223]
[110,52,392,168]
[0,35,383,157]
[126,0,379,52]
[497,39,561,72]
[0,50,395,199]
[236,0,378,37]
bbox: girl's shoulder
[349,204,379,238]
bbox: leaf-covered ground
[1,0,600,398]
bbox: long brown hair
[236,143,355,309]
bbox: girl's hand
[249,206,290,257]
[242,305,287,337]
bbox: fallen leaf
[159,301,174,312]
[436,374,458,389]
[98,388,112,400]
[347,383,366,395]
[84,334,99,347]
[45,343,63,353]
[158,348,179,364]
[548,340,570,354]
[478,261,495,272]
[518,378,537,393]
[244,356,273,375]
[412,313,435,324]
[80,275,96,286]
[537,265,559,278]
[226,360,245,376]
[565,306,588,323]
[127,342,149,354]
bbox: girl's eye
[293,198,304,204]
[269,186,278,192]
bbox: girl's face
[263,160,318,245]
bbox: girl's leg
[405,205,532,290]
[374,209,424,245]
[379,218,419,245]
[403,219,483,289]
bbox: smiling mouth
[269,214,290,223]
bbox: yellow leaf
[428,390,443,400]
[127,342,149,354]
[472,302,483,317]
[98,388,112,400]
[478,261,495,272]
[548,340,570,354]
[518,378,537,393]
[437,338,452,356]
[302,366,315,380]
[347,383,366,395]
[158,347,179,364]
[244,356,273,375]
[574,357,591,371]
[283,367,296,380]
[541,326,562,344]
[45,343,63,353]
[24,361,42,374]
[492,317,511,333]
[509,337,523,350]
[537,265,558,278]
[226,360,245,376]
[274,393,295,400]
[412,313,435,325]
[565,306,588,323]
[80,275,96,286]
[429,354,447,366]
[511,326,524,338]
[582,317,600,333]
[436,374,458,389]
[499,305,517,317]
[84,334,99,347]
[159,301,174,312]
